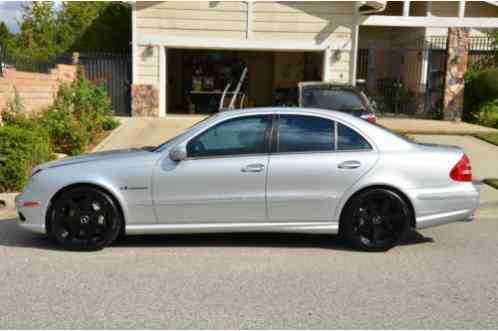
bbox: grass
[474,132,498,146]
[483,178,498,190]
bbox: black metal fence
[79,52,132,116]
[0,48,72,75]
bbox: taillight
[450,154,472,182]
[361,114,377,124]
[367,115,377,124]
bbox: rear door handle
[241,163,265,173]
[338,160,361,169]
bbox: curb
[0,193,17,209]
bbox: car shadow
[0,217,434,252]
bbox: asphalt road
[1,211,497,329]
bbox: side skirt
[125,222,339,235]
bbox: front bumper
[15,191,47,234]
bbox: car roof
[219,107,359,121]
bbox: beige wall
[134,1,356,87]
[0,65,77,115]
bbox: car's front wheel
[48,186,122,251]
[342,188,411,252]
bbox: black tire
[342,188,411,252]
[48,186,122,251]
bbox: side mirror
[169,145,187,162]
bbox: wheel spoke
[372,223,382,242]
[66,217,81,237]
[80,197,94,213]
[386,214,406,223]
[367,199,379,216]
[380,197,392,216]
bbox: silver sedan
[16,108,479,251]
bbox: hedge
[0,126,53,192]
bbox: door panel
[267,152,378,222]
[153,156,268,223]
[153,114,272,224]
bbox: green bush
[472,68,498,104]
[39,108,89,155]
[102,116,120,131]
[472,101,498,128]
[0,126,53,192]
[40,70,118,155]
[464,68,498,125]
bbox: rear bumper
[407,183,479,230]
[416,209,476,229]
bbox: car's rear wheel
[48,186,122,251]
[342,188,411,252]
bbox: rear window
[301,88,366,111]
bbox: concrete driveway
[0,208,497,329]
[94,115,207,152]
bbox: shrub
[472,68,498,104]
[1,111,39,130]
[0,126,52,192]
[464,68,498,125]
[102,116,120,131]
[40,70,117,155]
[39,108,89,156]
[472,101,498,128]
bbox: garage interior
[166,49,324,114]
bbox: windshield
[302,88,367,111]
[153,114,217,152]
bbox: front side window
[277,115,335,153]
[187,115,271,158]
[337,123,372,151]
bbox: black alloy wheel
[48,186,122,251]
[342,188,411,252]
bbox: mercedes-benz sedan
[16,108,479,251]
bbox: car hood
[33,148,153,174]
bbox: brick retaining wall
[0,65,77,119]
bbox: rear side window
[337,123,372,151]
[277,115,335,153]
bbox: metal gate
[424,37,448,117]
[357,37,446,117]
[79,53,132,116]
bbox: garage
[166,48,324,114]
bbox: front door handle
[241,163,265,173]
[338,160,361,169]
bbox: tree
[14,2,59,60]
[5,2,131,60]
[57,2,131,53]
[0,21,13,45]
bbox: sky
[0,1,23,32]
[0,1,61,33]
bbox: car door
[153,114,272,224]
[267,114,379,222]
